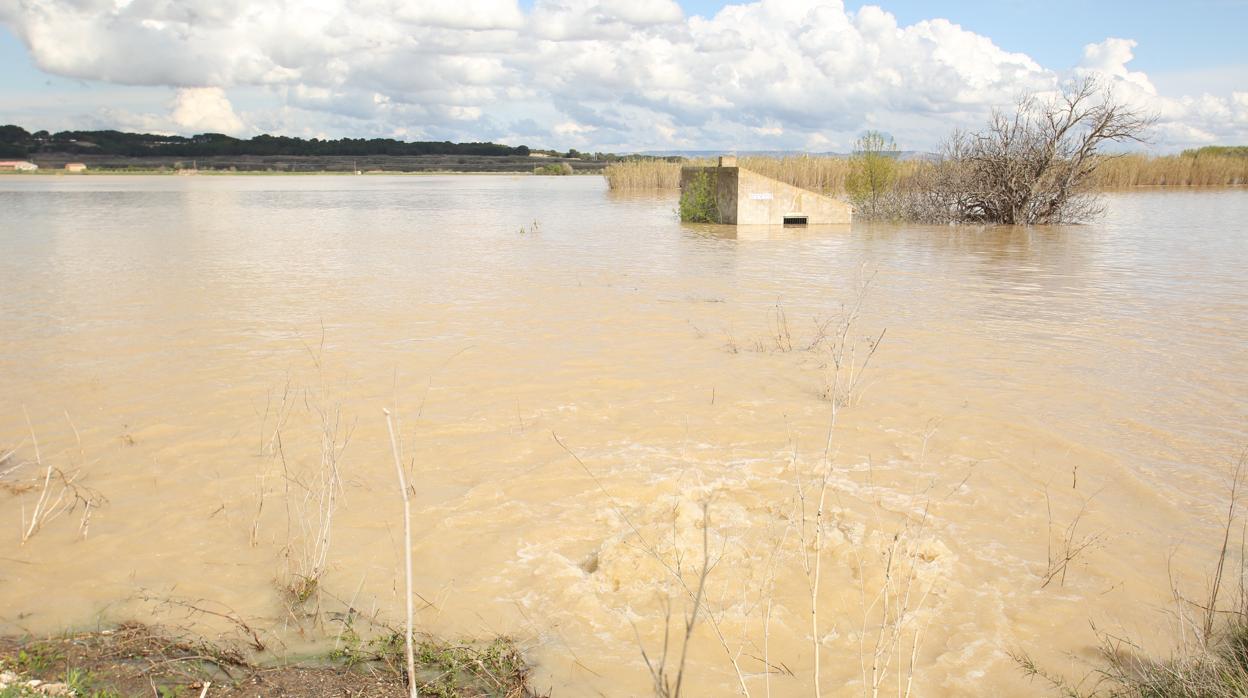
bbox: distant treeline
[0,124,531,159]
[1182,145,1248,159]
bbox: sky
[1,0,1245,153]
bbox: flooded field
[1,175,1246,695]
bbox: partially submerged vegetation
[677,170,718,222]
[844,131,901,218]
[1,412,104,546]
[887,78,1154,224]
[1017,452,1248,698]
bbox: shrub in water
[679,170,719,222]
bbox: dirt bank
[0,623,538,697]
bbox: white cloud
[805,132,832,150]
[392,0,526,30]
[445,105,483,121]
[1,0,1245,150]
[599,0,683,26]
[529,0,682,39]
[1069,37,1248,151]
[553,121,597,135]
[1077,38,1156,94]
[171,88,245,134]
[1234,93,1248,125]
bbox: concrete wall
[735,168,852,225]
[680,163,852,226]
[715,167,738,224]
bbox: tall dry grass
[606,156,863,194]
[1093,153,1248,187]
[736,156,852,194]
[606,153,1247,192]
[604,159,690,189]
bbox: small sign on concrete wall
[749,192,774,200]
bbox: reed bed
[606,153,1248,191]
[606,156,859,194]
[1093,152,1248,187]
[603,159,690,189]
[737,155,853,194]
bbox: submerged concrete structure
[680,156,852,226]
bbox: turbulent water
[1,175,1245,696]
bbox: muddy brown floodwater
[1,175,1245,696]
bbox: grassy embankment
[605,149,1248,192]
[0,622,534,697]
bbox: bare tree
[909,78,1154,224]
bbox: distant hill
[0,124,530,159]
